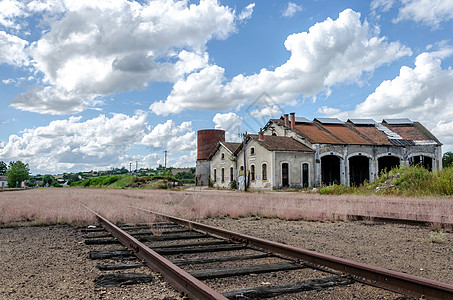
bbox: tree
[0,161,7,175]
[6,161,30,188]
[42,175,55,187]
[443,152,453,168]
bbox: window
[250,147,255,155]
[221,168,225,182]
[221,153,225,160]
[230,167,233,181]
[213,169,217,182]
[262,163,267,181]
[250,164,255,181]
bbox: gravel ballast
[0,218,452,299]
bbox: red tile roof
[293,123,344,144]
[222,142,241,153]
[267,117,441,146]
[351,125,391,145]
[249,135,314,152]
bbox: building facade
[199,114,442,190]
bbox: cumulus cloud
[282,2,303,18]
[322,48,453,151]
[0,113,147,172]
[213,112,243,142]
[0,113,197,173]
[1,0,244,115]
[151,9,411,116]
[371,0,453,28]
[140,119,196,153]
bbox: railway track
[82,205,453,299]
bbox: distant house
[0,176,8,188]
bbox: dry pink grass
[0,188,452,226]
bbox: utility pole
[129,162,132,174]
[163,150,168,179]
[240,132,248,192]
[135,161,138,173]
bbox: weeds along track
[82,205,453,300]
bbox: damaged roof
[267,116,441,146]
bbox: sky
[0,0,453,175]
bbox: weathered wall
[210,145,236,188]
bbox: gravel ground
[0,218,452,299]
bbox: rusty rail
[81,204,227,300]
[129,206,453,300]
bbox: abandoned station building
[196,113,442,189]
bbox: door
[302,163,309,187]
[282,163,289,187]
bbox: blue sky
[1,0,453,174]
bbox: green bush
[319,184,355,195]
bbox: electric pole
[135,161,138,173]
[164,150,168,175]
[129,162,132,174]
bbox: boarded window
[262,163,267,181]
[250,165,255,181]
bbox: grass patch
[318,165,453,197]
[429,230,445,244]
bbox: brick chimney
[290,112,295,130]
[284,114,289,127]
[258,128,264,140]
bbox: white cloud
[370,0,396,12]
[213,112,243,142]
[4,0,240,115]
[0,0,26,29]
[0,113,149,173]
[395,0,453,27]
[371,0,453,28]
[322,48,453,151]
[0,113,198,173]
[140,119,196,152]
[282,2,303,18]
[250,105,282,118]
[151,9,411,115]
[238,3,255,21]
[0,31,29,66]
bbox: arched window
[213,169,217,182]
[250,164,255,181]
[250,147,255,155]
[221,168,225,182]
[230,167,233,181]
[221,153,225,160]
[262,163,267,181]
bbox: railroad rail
[82,204,453,299]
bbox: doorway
[282,163,289,187]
